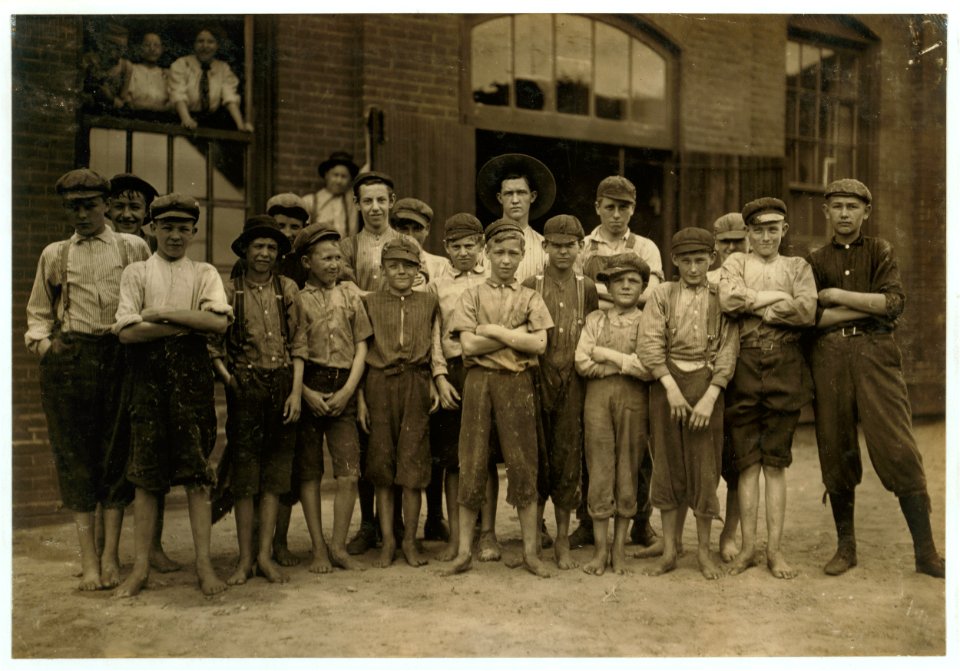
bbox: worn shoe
[568,522,595,548]
[630,520,658,547]
[539,519,554,550]
[824,542,858,575]
[423,516,450,542]
[346,521,379,555]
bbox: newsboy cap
[671,227,715,255]
[266,193,309,222]
[352,171,394,198]
[444,213,484,242]
[543,214,585,242]
[381,235,422,265]
[484,218,525,241]
[596,175,637,204]
[712,213,747,241]
[291,223,341,256]
[392,198,434,228]
[150,193,200,222]
[56,168,111,200]
[597,252,650,285]
[742,197,787,226]
[231,214,291,258]
[824,178,872,204]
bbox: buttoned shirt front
[521,271,599,373]
[362,290,447,378]
[340,227,399,292]
[298,280,372,369]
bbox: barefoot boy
[719,197,816,580]
[292,223,371,573]
[211,215,306,585]
[807,178,944,578]
[113,193,232,597]
[639,228,738,580]
[575,252,653,576]
[360,235,445,568]
[441,218,554,578]
[26,169,150,590]
[522,214,599,569]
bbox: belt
[381,362,429,377]
[821,325,892,339]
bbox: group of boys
[27,157,944,597]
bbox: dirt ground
[8,420,949,660]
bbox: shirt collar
[71,227,114,244]
[485,277,518,290]
[831,233,865,248]
[679,279,707,291]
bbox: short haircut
[499,173,534,193]
[445,233,484,246]
[353,177,395,200]
[487,230,525,249]
[609,266,650,285]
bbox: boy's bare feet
[767,551,798,579]
[632,537,665,558]
[611,548,629,575]
[78,556,103,591]
[727,548,758,576]
[436,540,458,562]
[197,561,229,596]
[438,552,472,576]
[100,558,122,589]
[554,536,578,570]
[149,547,182,573]
[582,553,608,576]
[308,549,334,574]
[226,562,255,585]
[522,553,553,578]
[330,547,365,571]
[256,554,289,583]
[644,551,678,576]
[477,530,501,562]
[273,543,300,567]
[718,533,739,563]
[375,537,396,568]
[698,549,724,580]
[114,568,149,598]
[401,538,429,567]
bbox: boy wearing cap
[113,193,233,597]
[210,215,307,585]
[441,219,554,578]
[575,252,653,576]
[639,228,739,580]
[522,214,599,569]
[303,151,360,238]
[719,197,817,580]
[359,235,445,568]
[26,168,150,590]
[807,178,944,578]
[292,223,371,573]
[391,197,448,287]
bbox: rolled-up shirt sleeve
[196,264,233,319]
[873,239,906,320]
[574,311,618,378]
[762,258,817,328]
[710,317,739,388]
[719,253,756,315]
[216,60,241,107]
[112,263,146,333]
[24,245,59,352]
[637,283,671,380]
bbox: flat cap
[596,252,650,285]
[291,223,341,255]
[231,214,291,258]
[266,193,309,222]
[352,171,394,198]
[476,153,556,220]
[484,218,524,241]
[712,213,747,241]
[151,193,200,222]
[596,175,637,204]
[109,173,158,203]
[671,227,715,255]
[381,234,422,265]
[824,178,872,204]
[56,168,111,200]
[742,197,787,226]
[392,198,434,228]
[543,214,585,242]
[444,213,484,242]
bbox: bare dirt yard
[9,420,949,660]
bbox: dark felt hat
[317,151,360,179]
[824,178,872,204]
[392,198,434,228]
[596,252,650,285]
[291,223,341,256]
[596,175,637,204]
[381,235,422,265]
[742,197,787,226]
[712,213,747,241]
[444,213,484,242]
[352,171,395,199]
[150,193,200,222]
[56,168,111,200]
[231,214,292,258]
[266,193,309,222]
[476,153,556,220]
[484,217,525,241]
[543,214,585,242]
[672,227,715,255]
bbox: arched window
[467,14,676,149]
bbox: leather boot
[824,490,857,575]
[899,493,945,578]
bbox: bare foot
[767,551,798,580]
[435,540,458,562]
[554,537,579,570]
[611,548,629,575]
[582,553,608,576]
[100,558,122,589]
[522,553,553,578]
[401,539,429,567]
[308,549,334,574]
[226,562,255,586]
[438,552,472,576]
[257,555,290,583]
[197,562,228,596]
[78,560,103,592]
[272,543,300,567]
[727,548,758,576]
[375,537,396,568]
[719,534,739,563]
[477,531,501,562]
[330,547,365,571]
[698,549,724,580]
[149,547,182,573]
[644,551,677,576]
[114,568,148,598]
[632,536,664,559]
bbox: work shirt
[362,290,447,378]
[302,188,358,239]
[298,280,373,369]
[719,252,817,342]
[421,251,450,285]
[521,271,599,373]
[638,281,739,389]
[574,307,652,380]
[427,264,489,360]
[449,278,554,372]
[167,55,241,113]
[579,227,665,282]
[25,228,150,352]
[514,225,549,283]
[805,234,905,332]
[339,227,399,292]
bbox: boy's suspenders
[664,281,723,369]
[534,273,586,328]
[228,274,291,359]
[272,274,290,344]
[53,235,129,334]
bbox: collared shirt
[448,278,554,372]
[302,188,359,239]
[212,274,308,369]
[579,227,665,282]
[25,228,150,352]
[339,227,399,292]
[427,263,490,360]
[298,280,372,369]
[362,290,447,377]
[113,253,232,333]
[805,234,905,331]
[421,251,450,286]
[719,252,817,342]
[515,225,549,283]
[638,281,739,389]
[574,307,652,380]
[125,63,170,111]
[167,55,241,112]
[521,271,599,373]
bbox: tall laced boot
[824,490,857,575]
[899,493,945,578]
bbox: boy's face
[485,237,524,283]
[596,197,635,238]
[672,251,715,286]
[382,259,419,293]
[714,237,748,264]
[244,237,279,275]
[63,196,109,237]
[356,183,394,232]
[302,239,342,288]
[273,213,304,243]
[194,30,218,63]
[393,219,429,246]
[445,235,483,273]
[108,191,148,235]
[324,165,352,197]
[822,195,870,243]
[141,33,163,64]
[747,222,787,259]
[497,177,536,223]
[153,219,197,261]
[608,271,645,309]
[543,238,582,271]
